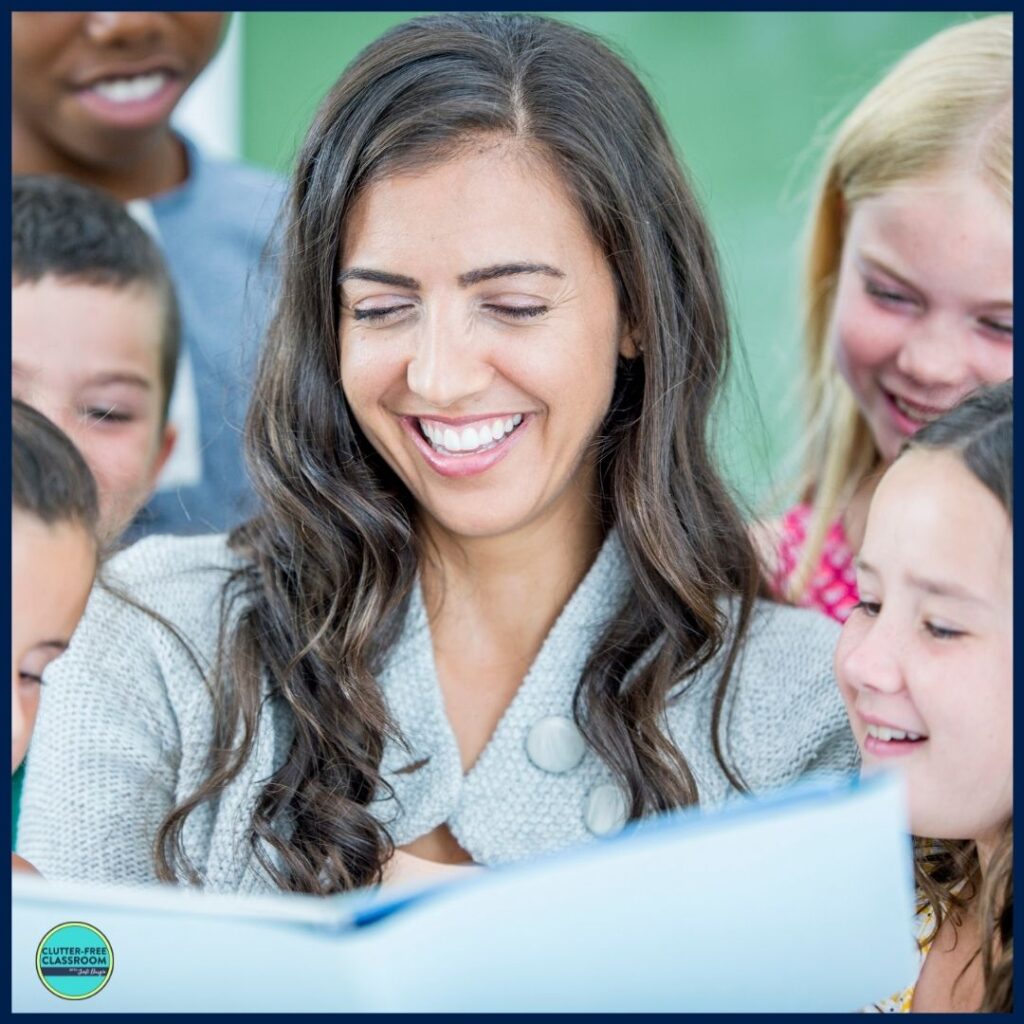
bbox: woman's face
[338,142,633,542]
[835,449,1013,846]
[829,168,1013,465]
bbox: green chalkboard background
[239,11,979,508]
[10,11,989,852]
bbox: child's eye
[864,280,914,306]
[852,599,881,617]
[925,621,965,641]
[483,303,548,321]
[19,672,43,686]
[979,317,1013,341]
[83,406,133,424]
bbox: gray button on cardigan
[19,530,858,893]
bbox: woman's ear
[618,324,642,360]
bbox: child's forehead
[12,509,98,643]
[868,450,1012,591]
[13,275,165,381]
[878,450,1001,523]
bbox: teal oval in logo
[36,922,114,1000]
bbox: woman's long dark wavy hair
[903,378,1013,1013]
[154,12,764,894]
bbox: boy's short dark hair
[12,174,180,424]
[13,398,99,533]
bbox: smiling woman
[338,145,630,541]
[19,12,857,895]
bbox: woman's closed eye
[482,302,548,321]
[352,302,415,323]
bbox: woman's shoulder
[732,597,846,714]
[104,531,246,600]
[717,597,854,773]
[74,532,250,669]
[729,597,846,723]
[742,595,842,663]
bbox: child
[13,175,179,542]
[835,379,1012,1012]
[12,400,101,874]
[765,15,1012,622]
[11,11,285,537]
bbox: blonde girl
[768,15,1012,622]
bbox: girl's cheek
[973,346,1014,387]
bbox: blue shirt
[128,135,286,538]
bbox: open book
[13,771,917,1012]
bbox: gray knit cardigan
[19,530,858,893]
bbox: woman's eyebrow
[337,262,565,289]
[457,262,565,286]
[338,268,419,288]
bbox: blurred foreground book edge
[13,771,917,1012]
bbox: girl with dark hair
[20,12,856,894]
[12,399,100,874]
[836,379,1012,1012]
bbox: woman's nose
[406,312,493,408]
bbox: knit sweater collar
[371,527,633,841]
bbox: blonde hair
[788,14,1012,600]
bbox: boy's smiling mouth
[71,61,186,126]
[89,71,172,105]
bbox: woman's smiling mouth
[402,413,529,478]
[418,414,524,455]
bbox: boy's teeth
[866,723,923,742]
[420,414,523,454]
[92,72,167,104]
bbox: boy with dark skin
[12,12,225,201]
[12,12,284,537]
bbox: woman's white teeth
[866,723,923,742]
[420,414,523,454]
[92,72,167,104]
